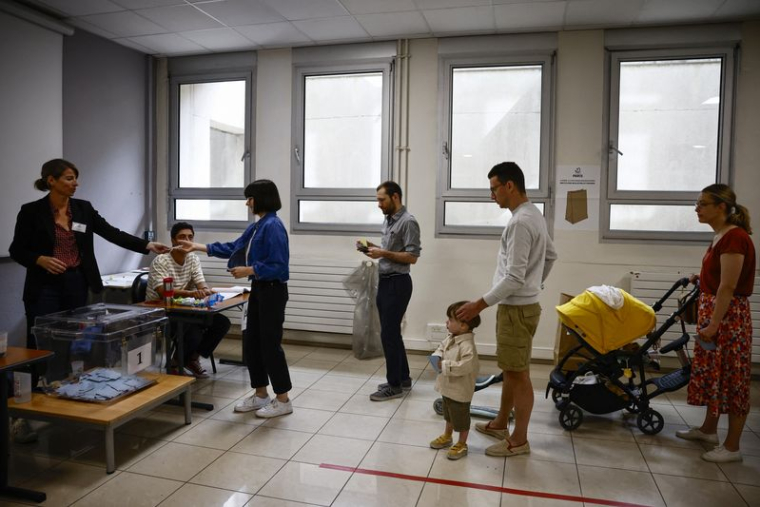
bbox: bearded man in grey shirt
[457,162,557,458]
[360,181,421,401]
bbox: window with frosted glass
[616,59,721,192]
[303,73,382,189]
[179,81,246,189]
[437,55,553,236]
[175,199,248,222]
[603,47,734,242]
[450,65,542,190]
[292,58,392,233]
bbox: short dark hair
[488,162,526,194]
[377,180,402,200]
[244,179,282,213]
[170,222,194,240]
[35,159,79,191]
[447,301,481,330]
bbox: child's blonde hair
[446,301,481,330]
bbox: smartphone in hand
[695,321,716,350]
[696,336,716,351]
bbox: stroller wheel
[433,398,444,416]
[559,405,583,431]
[636,409,664,435]
[625,400,641,414]
[551,389,562,404]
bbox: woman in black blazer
[9,159,170,348]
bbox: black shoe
[377,378,412,392]
[370,385,403,401]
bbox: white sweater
[483,201,557,307]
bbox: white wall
[156,22,760,359]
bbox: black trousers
[245,280,292,395]
[171,313,230,363]
[376,274,412,387]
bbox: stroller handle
[651,277,695,313]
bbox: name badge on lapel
[72,222,87,233]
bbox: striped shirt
[146,252,206,301]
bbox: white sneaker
[11,418,38,444]
[255,399,293,418]
[702,445,742,463]
[675,427,719,444]
[234,394,271,413]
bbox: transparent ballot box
[32,303,167,399]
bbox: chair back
[130,272,150,303]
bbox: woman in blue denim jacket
[180,179,293,419]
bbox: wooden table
[1,347,54,503]
[8,373,194,475]
[136,294,248,410]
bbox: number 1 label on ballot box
[128,342,153,375]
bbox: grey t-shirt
[379,206,421,275]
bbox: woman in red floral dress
[676,184,755,463]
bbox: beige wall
[156,23,760,359]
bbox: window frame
[290,58,394,235]
[168,55,255,230]
[601,45,736,243]
[436,53,556,237]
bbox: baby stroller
[546,278,699,435]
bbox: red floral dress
[686,293,752,416]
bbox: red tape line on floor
[320,463,652,507]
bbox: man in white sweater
[457,161,557,458]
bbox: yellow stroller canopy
[556,289,656,354]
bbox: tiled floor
[6,339,760,507]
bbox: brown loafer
[485,439,530,457]
[475,421,509,440]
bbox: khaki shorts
[442,396,471,432]
[496,303,541,372]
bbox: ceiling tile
[292,16,368,41]
[494,1,567,30]
[414,0,490,8]
[235,22,312,47]
[423,6,495,34]
[111,0,185,9]
[261,0,348,21]
[637,0,725,24]
[340,0,418,15]
[77,10,168,37]
[565,0,644,28]
[127,33,209,54]
[35,0,123,16]
[194,0,286,27]
[135,4,223,32]
[180,27,258,51]
[355,11,430,37]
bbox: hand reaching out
[146,242,171,254]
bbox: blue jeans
[376,274,412,387]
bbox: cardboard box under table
[32,303,167,391]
